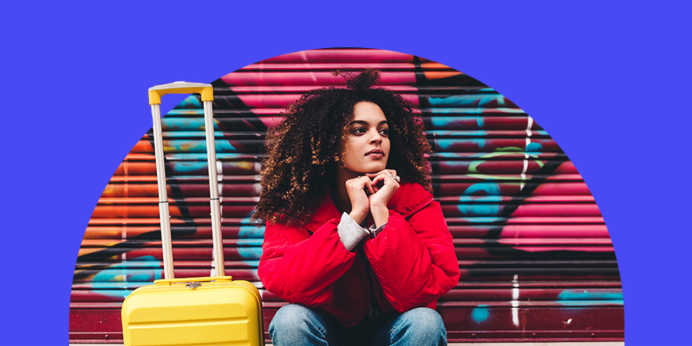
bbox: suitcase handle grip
[154,276,233,286]
[148,81,214,105]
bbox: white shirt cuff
[337,212,370,251]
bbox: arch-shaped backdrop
[70,48,623,343]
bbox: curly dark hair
[254,70,432,225]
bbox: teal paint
[471,304,490,323]
[168,153,254,160]
[84,282,132,289]
[526,142,542,153]
[436,139,485,151]
[166,140,236,152]
[461,217,508,224]
[164,131,226,138]
[237,247,263,260]
[171,161,207,173]
[430,116,484,129]
[459,183,502,217]
[429,130,488,137]
[179,95,202,108]
[167,109,204,116]
[429,107,524,115]
[436,139,451,150]
[163,118,206,130]
[444,161,470,171]
[89,256,162,299]
[430,117,455,128]
[557,290,624,306]
[472,138,486,149]
[428,95,503,107]
[238,216,266,239]
[236,239,264,246]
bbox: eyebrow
[348,120,389,126]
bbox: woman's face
[340,101,391,174]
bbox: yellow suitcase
[121,82,264,346]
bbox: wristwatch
[367,223,386,239]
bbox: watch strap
[368,223,386,238]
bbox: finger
[371,173,386,187]
[363,179,375,194]
[356,175,371,185]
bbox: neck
[332,167,359,213]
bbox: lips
[365,149,385,156]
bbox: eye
[378,128,390,137]
[351,127,367,135]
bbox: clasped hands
[345,169,400,228]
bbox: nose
[369,129,383,144]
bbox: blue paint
[463,217,507,224]
[436,139,485,151]
[430,117,456,128]
[471,304,490,323]
[472,138,486,149]
[179,95,202,108]
[430,107,522,115]
[433,153,459,159]
[85,282,131,289]
[167,109,204,116]
[459,183,502,217]
[167,140,236,152]
[442,161,470,172]
[428,95,503,107]
[429,107,485,115]
[430,116,484,129]
[430,130,488,137]
[164,131,225,138]
[237,247,263,260]
[557,290,624,306]
[168,153,252,160]
[236,239,264,246]
[526,141,542,154]
[88,256,162,299]
[171,161,206,173]
[163,118,206,130]
[238,216,265,239]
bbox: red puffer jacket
[257,182,460,327]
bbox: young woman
[254,70,460,346]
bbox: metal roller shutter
[70,48,623,343]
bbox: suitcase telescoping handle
[148,82,224,280]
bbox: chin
[361,164,387,174]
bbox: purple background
[1,2,689,345]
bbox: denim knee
[391,307,446,345]
[269,304,330,346]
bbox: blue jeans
[269,304,447,346]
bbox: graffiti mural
[70,48,623,343]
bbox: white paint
[519,116,534,191]
[512,273,520,327]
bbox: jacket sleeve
[363,198,460,313]
[257,217,356,306]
